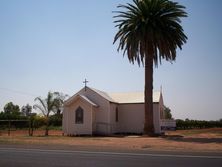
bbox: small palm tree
[34,92,60,136]
[113,0,187,135]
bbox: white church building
[62,86,175,135]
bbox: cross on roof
[83,79,89,91]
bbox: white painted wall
[62,106,68,133]
[114,103,161,134]
[81,88,109,122]
[117,104,144,134]
[109,103,118,133]
[63,87,164,135]
[63,87,111,135]
[63,98,93,135]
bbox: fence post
[29,118,31,136]
[8,120,11,136]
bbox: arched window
[75,107,84,124]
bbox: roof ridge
[65,87,161,105]
[109,90,160,94]
[88,87,116,103]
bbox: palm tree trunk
[144,54,154,135]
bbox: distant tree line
[162,107,222,130]
[0,102,62,129]
[0,91,68,136]
[176,118,222,130]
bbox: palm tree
[113,0,187,135]
[34,92,60,136]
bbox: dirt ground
[0,128,222,152]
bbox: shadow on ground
[163,136,222,144]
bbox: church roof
[79,95,98,107]
[89,87,161,104]
[90,87,116,103]
[108,91,161,104]
[65,87,161,106]
[65,94,98,107]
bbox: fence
[0,120,31,136]
[160,119,176,131]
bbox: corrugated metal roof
[65,94,98,107]
[89,87,116,102]
[90,87,160,104]
[108,91,161,104]
[79,95,98,107]
[65,87,161,105]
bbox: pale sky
[0,0,221,120]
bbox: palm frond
[113,0,187,67]
[34,97,47,112]
[33,104,47,116]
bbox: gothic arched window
[75,107,84,124]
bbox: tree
[21,104,32,117]
[50,92,68,127]
[21,104,36,136]
[3,102,21,119]
[113,0,187,135]
[53,92,69,115]
[164,106,172,119]
[33,92,66,136]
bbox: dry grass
[0,128,222,152]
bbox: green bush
[49,114,62,127]
[33,116,46,129]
